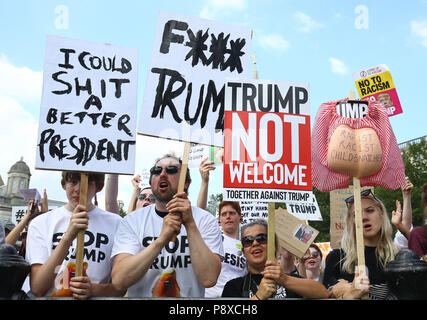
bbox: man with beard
[111,154,223,297]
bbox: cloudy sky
[0,0,426,210]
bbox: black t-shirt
[322,246,391,299]
[221,272,302,299]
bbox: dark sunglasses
[150,165,179,175]
[138,194,156,202]
[344,189,377,207]
[302,251,321,261]
[241,233,268,248]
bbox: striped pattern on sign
[312,98,405,192]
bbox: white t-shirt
[111,204,224,297]
[394,226,413,250]
[26,206,122,295]
[205,234,246,298]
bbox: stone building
[0,158,65,225]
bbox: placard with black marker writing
[138,11,252,147]
[36,35,138,174]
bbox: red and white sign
[223,79,312,204]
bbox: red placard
[223,110,311,191]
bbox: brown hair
[61,171,105,191]
[218,201,242,217]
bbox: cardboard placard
[36,35,138,174]
[353,64,402,117]
[275,207,319,259]
[138,11,252,147]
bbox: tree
[310,137,427,243]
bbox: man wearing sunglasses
[111,154,223,298]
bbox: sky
[0,0,426,211]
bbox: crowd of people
[1,153,426,300]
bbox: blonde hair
[340,195,398,274]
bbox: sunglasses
[241,233,268,248]
[138,194,156,202]
[150,165,179,175]
[302,251,321,261]
[344,189,377,207]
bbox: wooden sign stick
[170,141,191,242]
[348,90,366,276]
[267,202,276,261]
[75,172,88,277]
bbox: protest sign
[138,11,252,147]
[240,201,269,224]
[11,206,27,225]
[223,79,312,203]
[11,205,58,225]
[36,35,138,174]
[19,188,41,202]
[353,64,402,117]
[275,207,319,259]
[285,192,322,221]
[188,143,223,168]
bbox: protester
[111,154,223,297]
[127,174,156,213]
[7,189,49,253]
[105,174,120,215]
[196,157,216,210]
[297,244,324,282]
[391,177,414,247]
[276,245,299,276]
[26,172,124,299]
[408,182,427,261]
[205,201,246,298]
[221,219,330,299]
[323,190,398,299]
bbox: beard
[152,181,177,204]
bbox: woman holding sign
[323,190,398,299]
[221,219,330,299]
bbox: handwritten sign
[353,64,402,117]
[138,11,252,147]
[223,79,313,203]
[240,201,269,224]
[327,125,382,178]
[36,35,138,174]
[188,143,224,168]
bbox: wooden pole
[170,142,191,242]
[267,202,276,261]
[348,90,366,276]
[75,172,88,277]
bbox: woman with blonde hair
[323,189,398,299]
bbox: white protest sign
[12,206,58,225]
[138,168,151,189]
[188,143,223,168]
[138,11,252,147]
[36,35,138,174]
[285,192,322,221]
[11,206,27,225]
[240,201,269,224]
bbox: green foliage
[375,138,427,228]
[310,137,427,243]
